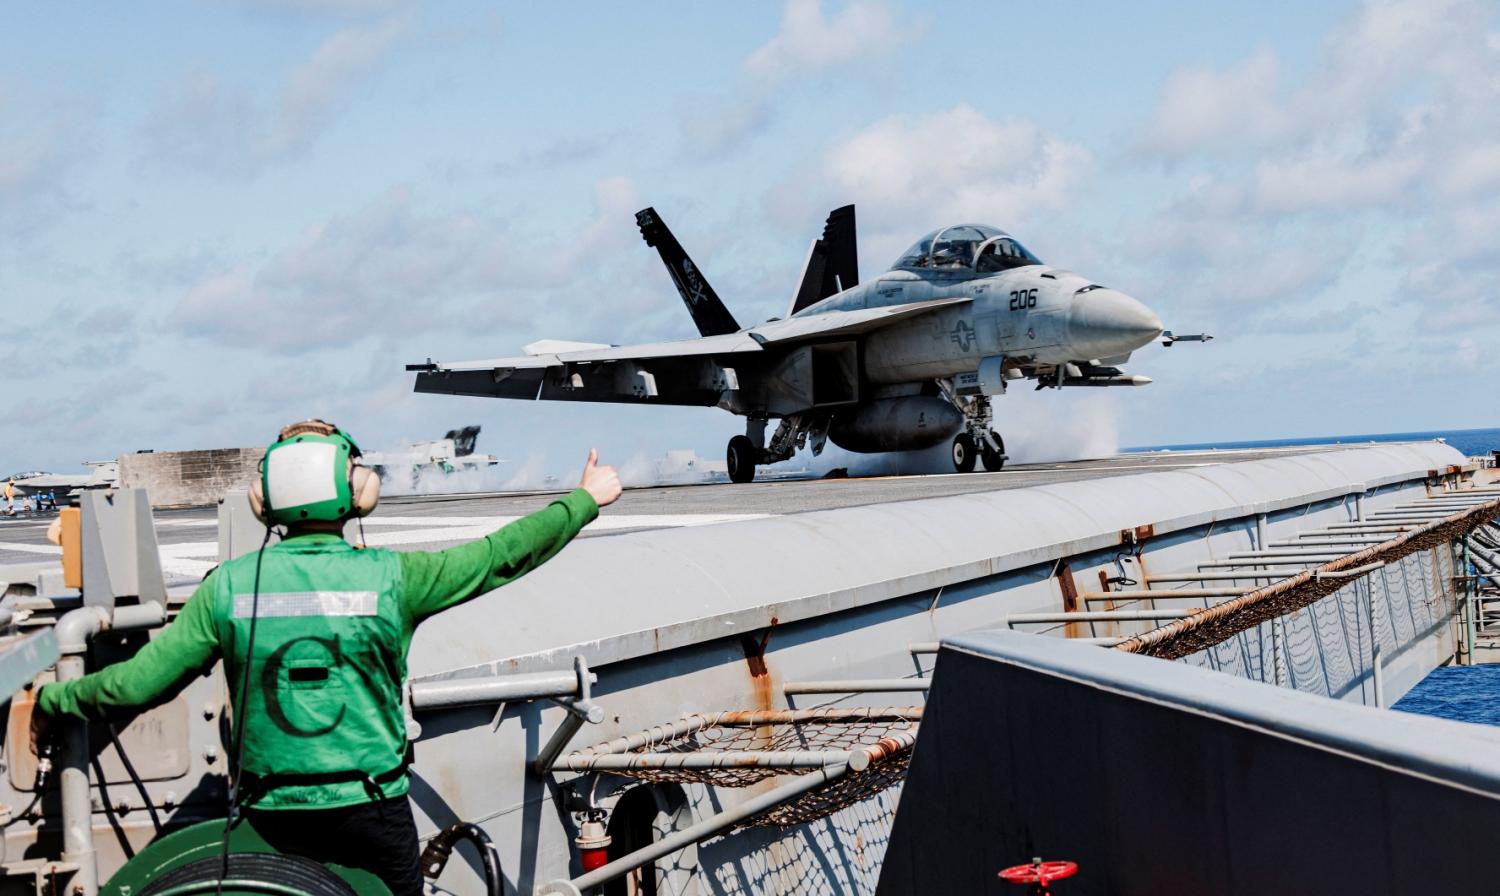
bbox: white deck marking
[0,542,61,555]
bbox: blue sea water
[1393,666,1500,727]
[1129,425,1500,726]
[1128,426,1500,459]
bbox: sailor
[30,419,621,894]
[3,479,13,515]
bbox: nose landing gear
[950,430,1006,473]
[981,431,1006,472]
[951,433,977,473]
[938,381,1008,474]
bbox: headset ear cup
[350,465,380,518]
[248,478,269,525]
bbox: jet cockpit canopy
[891,225,1043,273]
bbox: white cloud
[771,105,1091,261]
[269,15,407,158]
[172,177,650,353]
[578,176,644,255]
[173,186,518,350]
[745,0,907,82]
[1142,48,1285,154]
[681,0,919,156]
[1127,0,1500,354]
[147,15,408,176]
[679,97,773,156]
[1251,149,1424,213]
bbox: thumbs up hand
[579,448,622,508]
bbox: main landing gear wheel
[982,432,1006,472]
[727,435,757,484]
[951,433,977,473]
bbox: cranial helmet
[248,419,380,526]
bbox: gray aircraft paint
[412,214,1176,479]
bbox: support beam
[1198,557,1338,569]
[783,679,930,694]
[1008,609,1196,625]
[1148,570,1309,582]
[1082,589,1249,600]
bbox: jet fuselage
[797,264,1162,385]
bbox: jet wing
[752,296,969,343]
[410,297,970,405]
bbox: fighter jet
[410,206,1201,483]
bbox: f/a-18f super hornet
[409,206,1204,483]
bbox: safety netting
[564,706,920,828]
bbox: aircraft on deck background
[409,206,1207,483]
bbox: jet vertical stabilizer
[635,207,741,337]
[789,205,859,316]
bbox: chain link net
[1115,497,1500,660]
[571,707,920,828]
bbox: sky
[4,0,1499,479]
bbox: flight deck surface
[0,443,1440,577]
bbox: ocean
[1130,425,1500,728]
[1128,426,1500,459]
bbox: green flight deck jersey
[38,487,598,810]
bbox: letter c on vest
[261,634,348,738]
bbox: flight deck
[0,444,1402,575]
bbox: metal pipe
[1148,570,1312,582]
[533,712,586,777]
[1313,562,1386,580]
[784,678,930,694]
[410,670,595,710]
[568,707,923,758]
[1256,513,1267,550]
[112,601,166,631]
[54,606,110,654]
[1225,549,1349,558]
[1071,636,1127,646]
[1082,589,1248,600]
[908,642,941,654]
[47,601,168,896]
[562,750,860,772]
[1193,560,1329,570]
[1322,524,1415,532]
[541,764,851,896]
[1367,578,1384,708]
[1008,609,1195,624]
[1355,492,1366,522]
[1466,538,1478,666]
[1270,538,1387,547]
[57,652,97,896]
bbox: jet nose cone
[1067,289,1164,358]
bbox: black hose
[420,822,503,896]
[107,721,164,834]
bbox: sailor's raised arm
[399,449,621,622]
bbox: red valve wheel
[999,860,1078,884]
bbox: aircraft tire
[982,432,1006,472]
[951,433,977,473]
[727,436,757,484]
